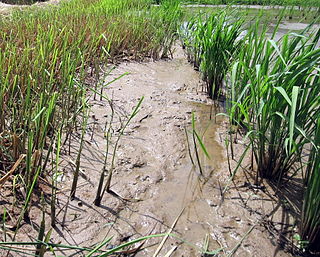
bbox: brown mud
[1,45,300,257]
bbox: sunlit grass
[178,0,320,8]
[300,118,320,252]
[181,10,244,99]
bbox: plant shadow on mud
[227,157,307,256]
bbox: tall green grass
[229,23,320,181]
[182,9,320,252]
[0,0,182,226]
[175,0,320,8]
[300,118,320,252]
[181,10,244,99]
[226,18,320,252]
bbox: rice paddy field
[0,0,319,256]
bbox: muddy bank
[1,46,298,257]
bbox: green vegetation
[0,0,182,254]
[179,0,320,8]
[300,118,320,252]
[181,11,244,99]
[227,20,320,250]
[230,23,320,180]
[181,8,320,253]
[0,233,171,256]
[1,0,320,255]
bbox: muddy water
[85,47,230,256]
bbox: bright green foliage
[179,0,320,8]
[181,11,244,99]
[229,23,320,180]
[224,18,320,252]
[0,0,182,218]
[300,118,320,252]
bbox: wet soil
[1,45,300,257]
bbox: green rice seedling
[0,233,170,256]
[191,112,210,175]
[183,113,210,176]
[180,0,320,7]
[300,118,320,252]
[70,96,89,200]
[51,127,62,227]
[94,100,114,206]
[181,11,244,99]
[225,16,280,167]
[35,193,46,256]
[151,0,183,58]
[184,126,195,166]
[227,21,320,181]
[94,97,144,206]
[192,113,204,175]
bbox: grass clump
[300,118,320,252]
[224,18,320,253]
[183,9,320,253]
[176,0,320,8]
[229,23,320,181]
[181,10,244,99]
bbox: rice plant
[300,118,320,252]
[228,22,320,181]
[181,11,244,99]
[94,97,144,206]
[0,233,169,256]
[224,17,320,253]
[179,0,320,8]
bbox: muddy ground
[0,45,301,257]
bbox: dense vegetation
[179,0,320,7]
[181,9,320,253]
[0,0,182,254]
